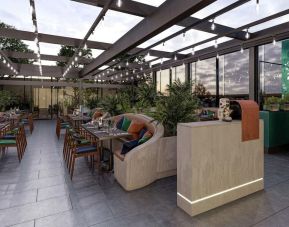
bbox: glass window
[156,69,170,95]
[172,64,186,83]
[195,58,216,95]
[259,41,282,95]
[219,50,249,96]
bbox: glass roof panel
[215,0,289,29]
[191,0,237,19]
[131,0,166,7]
[89,10,142,43]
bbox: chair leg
[70,155,76,180]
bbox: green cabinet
[260,111,289,152]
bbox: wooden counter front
[177,120,264,216]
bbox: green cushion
[138,131,152,145]
[80,139,90,144]
[0,140,16,145]
[121,117,132,131]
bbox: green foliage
[264,96,280,105]
[118,91,132,113]
[0,90,20,111]
[0,22,34,64]
[136,82,157,109]
[57,45,92,67]
[85,96,99,110]
[281,94,289,104]
[100,95,122,116]
[151,80,200,137]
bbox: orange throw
[234,100,259,142]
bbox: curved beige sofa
[111,113,175,191]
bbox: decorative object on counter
[218,98,232,122]
[232,100,260,142]
[264,96,280,111]
[280,94,289,111]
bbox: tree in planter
[136,82,157,110]
[100,95,122,117]
[151,79,200,137]
[0,90,20,111]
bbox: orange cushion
[93,111,103,119]
[127,120,144,134]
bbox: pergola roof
[0,0,289,87]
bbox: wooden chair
[0,125,26,162]
[56,117,70,139]
[21,114,34,134]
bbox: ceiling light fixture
[211,18,216,31]
[245,28,250,39]
[214,39,218,48]
[273,37,276,45]
[117,0,122,8]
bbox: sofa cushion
[127,120,145,134]
[138,128,148,139]
[116,116,124,129]
[121,117,132,131]
[138,131,153,145]
[121,139,139,155]
[0,139,16,145]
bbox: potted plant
[136,82,158,113]
[280,94,289,111]
[150,80,200,174]
[264,96,280,111]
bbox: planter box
[157,136,177,178]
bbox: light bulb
[192,47,195,55]
[162,42,165,46]
[211,19,216,31]
[256,0,260,13]
[240,46,244,53]
[214,39,218,48]
[161,58,163,64]
[78,51,82,56]
[273,37,276,45]
[174,55,177,61]
[245,29,250,39]
[117,0,122,7]
[126,61,129,66]
[84,44,87,49]
[216,53,219,59]
[74,56,78,61]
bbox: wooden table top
[81,124,131,141]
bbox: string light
[273,37,276,45]
[192,47,195,55]
[162,42,165,46]
[256,0,260,13]
[214,39,218,48]
[211,18,216,31]
[183,32,186,41]
[245,28,250,39]
[174,55,177,61]
[240,45,244,53]
[117,0,122,8]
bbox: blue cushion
[121,139,139,155]
[76,146,97,154]
[1,135,16,140]
[116,117,124,129]
[138,128,147,139]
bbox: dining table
[68,114,91,130]
[81,123,131,171]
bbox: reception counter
[177,120,264,216]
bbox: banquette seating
[111,113,176,191]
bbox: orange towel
[234,100,259,142]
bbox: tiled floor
[1,121,289,226]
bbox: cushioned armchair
[111,113,175,191]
